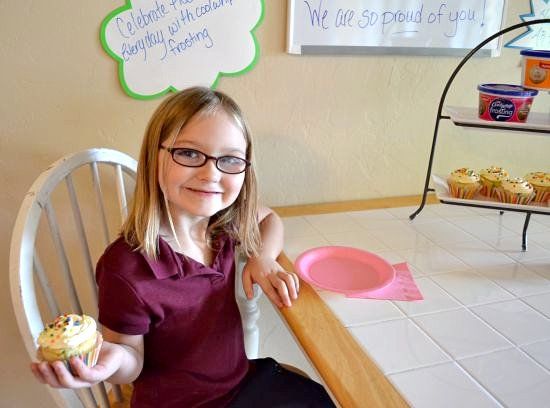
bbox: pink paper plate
[294,246,396,295]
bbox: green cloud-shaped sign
[100,0,264,100]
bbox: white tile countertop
[282,204,550,408]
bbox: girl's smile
[186,187,223,196]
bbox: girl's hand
[242,256,299,307]
[30,340,122,389]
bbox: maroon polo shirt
[96,234,249,408]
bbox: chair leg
[107,384,133,408]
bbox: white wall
[1,1,547,405]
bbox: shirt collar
[142,237,183,279]
[143,235,230,279]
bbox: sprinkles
[37,314,97,356]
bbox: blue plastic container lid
[478,83,538,97]
[520,49,550,58]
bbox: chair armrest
[234,251,262,359]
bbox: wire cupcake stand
[409,19,550,251]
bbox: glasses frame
[160,146,251,174]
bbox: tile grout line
[464,302,550,376]
[389,311,508,406]
[388,360,507,408]
[399,238,550,375]
[452,359,508,407]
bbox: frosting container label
[489,98,514,121]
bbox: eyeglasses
[160,146,251,174]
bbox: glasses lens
[217,156,247,174]
[173,149,205,166]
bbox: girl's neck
[160,215,213,266]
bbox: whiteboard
[287,0,507,56]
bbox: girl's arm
[242,206,299,308]
[30,327,144,388]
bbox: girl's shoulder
[99,236,188,281]
[103,235,139,256]
[97,236,145,274]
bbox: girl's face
[158,110,247,221]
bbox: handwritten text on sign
[506,0,550,50]
[101,0,263,99]
[287,0,505,53]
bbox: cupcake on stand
[524,172,550,204]
[494,177,535,205]
[447,168,481,199]
[479,166,509,198]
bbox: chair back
[10,148,137,407]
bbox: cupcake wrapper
[83,333,102,367]
[479,179,503,198]
[494,189,535,205]
[533,189,550,204]
[65,333,103,375]
[38,332,103,375]
[493,189,504,202]
[479,184,496,198]
[448,182,480,199]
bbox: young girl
[31,87,335,407]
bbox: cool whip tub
[478,84,538,123]
[521,49,550,91]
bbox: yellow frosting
[524,172,550,188]
[38,314,97,360]
[480,166,509,182]
[449,168,480,184]
[501,177,534,195]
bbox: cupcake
[479,166,509,197]
[447,168,481,199]
[37,314,102,370]
[494,177,535,205]
[524,172,550,204]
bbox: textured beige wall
[1,1,548,405]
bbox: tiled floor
[258,204,550,408]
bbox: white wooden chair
[9,148,261,408]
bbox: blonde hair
[121,87,260,259]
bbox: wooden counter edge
[272,194,438,217]
[272,196,439,407]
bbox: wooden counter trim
[273,196,439,407]
[272,194,438,217]
[277,254,409,408]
